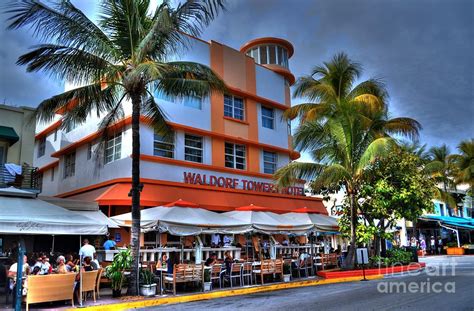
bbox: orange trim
[240,37,294,58]
[228,86,289,110]
[35,120,62,140]
[56,98,78,115]
[140,154,273,179]
[261,64,296,85]
[223,116,249,125]
[37,160,59,173]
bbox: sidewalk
[70,275,383,311]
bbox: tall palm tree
[6,0,226,294]
[276,53,420,268]
[451,139,474,192]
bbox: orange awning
[67,181,327,215]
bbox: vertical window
[263,151,277,174]
[154,132,174,158]
[51,167,54,182]
[53,129,57,141]
[65,120,78,132]
[184,96,202,110]
[277,46,283,65]
[105,132,122,164]
[37,137,46,158]
[87,143,92,160]
[184,134,203,163]
[224,95,245,120]
[261,106,275,129]
[268,45,276,64]
[259,46,267,64]
[439,203,444,216]
[63,152,75,178]
[225,142,246,170]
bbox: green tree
[451,139,474,193]
[275,53,420,269]
[6,0,226,294]
[355,149,436,256]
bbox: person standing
[430,236,436,255]
[79,239,96,260]
[8,255,29,308]
[437,237,443,255]
[103,236,116,250]
[419,238,426,257]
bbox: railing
[0,164,40,191]
[276,244,323,257]
[97,246,242,263]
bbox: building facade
[33,37,326,245]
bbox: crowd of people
[6,239,103,307]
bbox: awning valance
[0,126,19,146]
[419,215,474,231]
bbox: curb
[74,275,383,311]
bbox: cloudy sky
[0,0,472,151]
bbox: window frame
[63,152,76,179]
[261,106,275,129]
[37,137,46,158]
[104,132,122,164]
[154,132,175,158]
[224,94,245,121]
[183,95,203,110]
[263,150,277,174]
[225,142,246,170]
[184,133,203,163]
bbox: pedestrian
[79,239,96,260]
[430,236,436,255]
[420,238,426,257]
[103,236,116,250]
[437,237,443,255]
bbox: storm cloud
[1,0,472,149]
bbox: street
[140,256,474,311]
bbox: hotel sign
[183,172,304,196]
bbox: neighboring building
[0,104,39,191]
[33,37,326,245]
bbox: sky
[0,0,472,152]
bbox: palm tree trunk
[343,192,356,269]
[128,92,141,296]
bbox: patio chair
[210,264,225,289]
[296,256,310,278]
[95,267,103,299]
[228,263,243,288]
[241,262,253,286]
[81,270,99,302]
[274,259,284,281]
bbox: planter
[283,274,291,282]
[139,284,157,296]
[446,247,465,255]
[204,282,212,291]
[112,289,122,298]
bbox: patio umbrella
[285,207,339,232]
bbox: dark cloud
[1,0,472,149]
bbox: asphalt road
[140,256,474,311]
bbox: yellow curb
[73,275,383,311]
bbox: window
[65,120,78,133]
[154,132,174,158]
[63,152,75,178]
[87,143,92,160]
[53,129,57,141]
[259,46,267,64]
[225,142,246,170]
[263,151,277,174]
[224,95,245,120]
[268,45,276,64]
[184,134,203,163]
[37,137,46,158]
[105,132,122,164]
[439,203,444,216]
[184,96,202,110]
[51,167,54,182]
[261,106,274,129]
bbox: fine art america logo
[16,221,45,231]
[377,262,457,294]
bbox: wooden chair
[241,262,253,286]
[81,270,99,302]
[255,260,276,285]
[296,255,310,278]
[274,259,284,281]
[163,264,204,296]
[228,263,243,288]
[283,258,293,280]
[210,264,224,289]
[95,268,103,299]
[321,254,339,270]
[26,273,76,311]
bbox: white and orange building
[33,36,326,245]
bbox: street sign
[115,232,121,242]
[356,248,369,265]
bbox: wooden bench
[254,259,283,285]
[321,253,339,270]
[163,264,204,295]
[26,273,76,311]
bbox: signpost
[15,245,24,311]
[356,248,369,281]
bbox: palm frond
[382,117,421,140]
[311,164,352,191]
[141,92,171,137]
[282,102,328,121]
[273,161,325,188]
[173,0,226,38]
[357,137,395,173]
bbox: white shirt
[9,263,29,281]
[33,261,50,275]
[79,244,96,258]
[211,234,221,245]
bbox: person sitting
[65,254,76,272]
[103,236,116,250]
[31,266,41,275]
[33,255,51,275]
[205,253,217,267]
[223,235,232,247]
[223,251,233,275]
[56,256,69,274]
[156,254,168,270]
[83,256,95,271]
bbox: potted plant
[203,268,212,291]
[283,262,291,282]
[105,248,132,297]
[445,242,465,255]
[139,269,157,296]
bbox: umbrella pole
[79,235,83,308]
[51,235,55,255]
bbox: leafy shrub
[386,248,412,265]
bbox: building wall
[0,104,35,165]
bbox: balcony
[0,164,40,192]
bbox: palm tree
[6,0,226,294]
[275,53,420,268]
[451,139,474,192]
